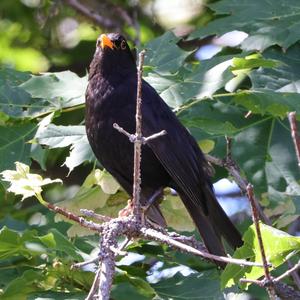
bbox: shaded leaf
[0,227,37,260]
[250,43,300,94]
[0,270,44,300]
[144,31,191,74]
[153,271,225,300]
[232,91,300,119]
[191,0,300,51]
[0,122,37,172]
[115,271,156,298]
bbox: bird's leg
[141,188,164,215]
[118,199,134,218]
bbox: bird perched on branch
[85,33,242,266]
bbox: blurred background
[2,0,244,73]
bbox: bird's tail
[178,189,242,268]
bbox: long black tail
[178,189,243,268]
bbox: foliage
[0,0,300,299]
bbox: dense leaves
[191,0,300,51]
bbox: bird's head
[89,33,136,80]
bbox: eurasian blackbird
[85,33,243,263]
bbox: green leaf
[191,0,300,51]
[231,55,279,71]
[145,56,234,108]
[0,68,33,119]
[221,223,300,289]
[0,69,86,120]
[161,191,195,232]
[153,271,225,300]
[250,43,300,94]
[144,31,191,74]
[0,122,37,172]
[119,273,156,298]
[0,227,35,260]
[20,71,87,109]
[35,124,95,172]
[0,68,31,86]
[45,229,83,260]
[198,139,215,154]
[0,270,44,300]
[178,98,262,137]
[53,169,122,237]
[233,119,300,195]
[84,169,120,194]
[111,282,152,300]
[232,91,300,119]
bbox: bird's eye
[120,40,126,50]
[96,39,101,47]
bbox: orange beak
[100,34,114,50]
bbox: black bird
[85,33,243,264]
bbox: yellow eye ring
[121,40,126,50]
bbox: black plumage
[85,33,243,265]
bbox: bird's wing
[141,81,213,213]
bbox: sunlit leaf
[1,162,61,200]
[35,124,95,172]
[221,223,300,289]
[20,71,87,108]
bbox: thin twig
[113,123,166,144]
[85,266,101,300]
[274,259,300,283]
[240,278,265,286]
[113,123,136,142]
[288,112,300,167]
[141,227,266,267]
[206,154,271,225]
[225,136,232,160]
[247,184,277,300]
[80,209,112,222]
[64,0,117,28]
[47,203,104,233]
[144,130,167,142]
[287,259,300,290]
[72,257,99,270]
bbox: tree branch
[206,154,271,225]
[288,111,300,167]
[63,0,118,28]
[141,227,266,267]
[246,184,277,299]
[274,259,300,283]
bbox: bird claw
[118,199,134,218]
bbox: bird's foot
[118,199,134,218]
